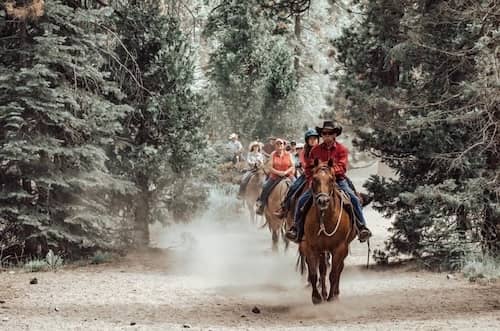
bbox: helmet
[304,128,319,142]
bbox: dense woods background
[0,0,498,270]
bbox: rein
[316,190,344,237]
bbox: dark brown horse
[298,160,357,304]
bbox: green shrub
[24,259,48,272]
[90,250,112,265]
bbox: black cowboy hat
[315,120,342,136]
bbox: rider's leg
[256,178,276,215]
[344,176,373,207]
[286,175,305,208]
[275,175,305,217]
[336,179,372,242]
[286,189,312,242]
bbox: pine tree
[108,0,207,244]
[204,0,298,140]
[334,0,499,268]
[0,0,135,259]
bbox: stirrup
[255,202,264,215]
[285,229,300,243]
[358,227,372,243]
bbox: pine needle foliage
[108,0,208,242]
[0,0,136,260]
[334,0,499,269]
[204,0,298,139]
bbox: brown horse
[263,178,291,251]
[298,160,356,304]
[242,166,267,224]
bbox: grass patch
[24,259,48,272]
[90,250,113,265]
[462,254,500,282]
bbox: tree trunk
[294,14,301,80]
[482,204,499,255]
[134,186,150,247]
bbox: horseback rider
[255,138,295,215]
[293,142,304,171]
[227,133,243,164]
[237,141,265,200]
[274,128,320,218]
[286,121,372,243]
[262,136,276,158]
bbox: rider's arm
[284,152,296,176]
[246,153,256,167]
[305,145,319,181]
[268,152,285,177]
[333,145,348,178]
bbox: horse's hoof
[327,295,338,302]
[312,294,322,305]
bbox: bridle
[312,165,344,237]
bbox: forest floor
[1,165,500,330]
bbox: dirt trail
[1,164,500,330]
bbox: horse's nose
[317,195,330,208]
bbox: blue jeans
[258,178,279,207]
[293,189,313,237]
[337,179,367,225]
[283,174,306,211]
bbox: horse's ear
[327,158,334,167]
[314,158,319,167]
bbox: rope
[366,239,371,269]
[317,195,344,237]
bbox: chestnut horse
[298,160,356,304]
[263,178,291,251]
[242,166,267,224]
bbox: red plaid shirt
[305,141,348,182]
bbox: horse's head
[253,162,268,185]
[311,159,336,211]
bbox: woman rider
[237,141,265,199]
[255,138,295,215]
[274,129,320,218]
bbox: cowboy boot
[255,200,264,215]
[285,213,303,243]
[359,192,374,208]
[285,226,298,242]
[357,223,372,243]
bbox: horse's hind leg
[319,252,328,300]
[246,201,255,224]
[328,244,348,301]
[272,230,279,252]
[305,251,322,305]
[281,223,290,251]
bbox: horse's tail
[296,249,306,275]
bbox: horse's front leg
[272,229,279,252]
[328,244,348,301]
[247,201,255,224]
[305,251,322,305]
[319,252,328,300]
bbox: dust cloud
[151,162,395,311]
[153,186,304,299]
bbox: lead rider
[286,120,372,243]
